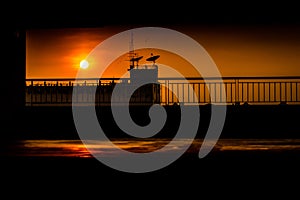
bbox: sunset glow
[26,25,300,79]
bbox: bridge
[25,76,300,106]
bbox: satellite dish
[146,54,160,63]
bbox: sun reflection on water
[2,138,300,158]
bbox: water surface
[2,138,300,158]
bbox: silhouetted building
[126,53,160,104]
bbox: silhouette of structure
[25,76,300,106]
[26,52,162,106]
[127,53,160,104]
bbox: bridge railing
[25,76,300,106]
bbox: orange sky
[26,24,300,79]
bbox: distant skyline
[26,24,300,79]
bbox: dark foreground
[2,104,300,196]
[1,139,300,196]
[1,148,300,197]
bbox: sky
[26,24,300,79]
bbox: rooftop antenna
[129,32,134,57]
[128,31,134,70]
[128,31,143,70]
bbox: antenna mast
[129,31,135,70]
[128,31,143,70]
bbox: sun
[80,60,89,69]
